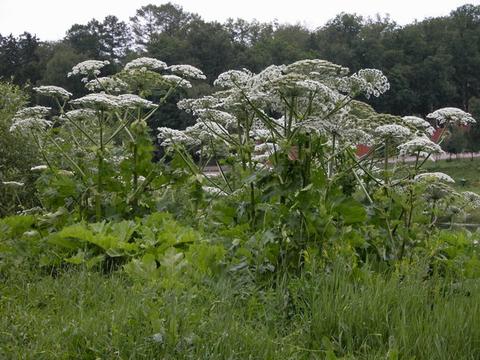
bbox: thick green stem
[96,115,104,221]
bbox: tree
[130,3,198,47]
[98,16,132,61]
[185,20,235,80]
[65,21,102,59]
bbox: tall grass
[1,263,479,359]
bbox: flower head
[34,86,72,99]
[402,116,435,136]
[69,93,120,110]
[398,136,444,157]
[214,69,252,88]
[61,109,97,122]
[125,57,167,72]
[10,106,52,132]
[427,107,476,126]
[68,60,109,77]
[117,94,157,109]
[169,65,206,80]
[344,69,390,98]
[414,172,455,183]
[85,77,128,93]
[462,191,480,209]
[157,127,200,147]
[162,75,192,89]
[374,124,411,141]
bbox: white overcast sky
[1,0,479,40]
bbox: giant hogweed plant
[9,58,206,220]
[157,59,478,267]
[7,57,479,272]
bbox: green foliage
[0,82,39,215]
[1,262,480,359]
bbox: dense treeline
[1,3,480,150]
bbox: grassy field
[1,264,480,359]
[424,157,480,192]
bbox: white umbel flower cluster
[427,107,476,126]
[414,172,455,183]
[15,106,51,118]
[402,116,435,136]
[374,124,411,141]
[10,106,52,132]
[340,69,390,98]
[117,94,157,109]
[214,69,252,88]
[162,75,192,89]
[462,191,480,209]
[34,86,72,99]
[85,77,128,93]
[397,136,444,156]
[253,142,277,163]
[70,93,156,110]
[70,93,119,109]
[124,57,167,72]
[202,186,228,196]
[169,65,206,80]
[196,109,236,128]
[284,59,349,78]
[61,109,97,122]
[157,127,200,147]
[68,60,109,77]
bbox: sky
[0,0,479,41]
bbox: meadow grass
[424,157,480,192]
[1,263,479,359]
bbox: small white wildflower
[202,186,227,196]
[427,107,476,126]
[30,165,48,172]
[2,181,24,187]
[169,65,206,80]
[23,230,39,238]
[151,333,164,344]
[34,86,72,99]
[68,60,109,77]
[414,172,455,183]
[58,170,74,176]
[125,57,167,71]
